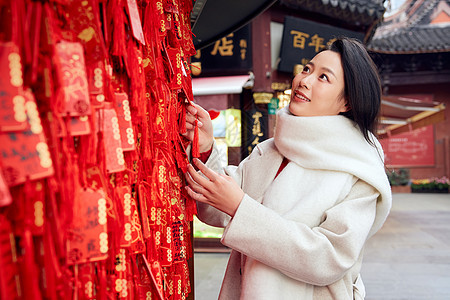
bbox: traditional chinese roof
[368,0,450,53]
[279,0,386,26]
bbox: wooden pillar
[252,10,272,93]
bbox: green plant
[386,168,410,186]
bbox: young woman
[184,37,392,300]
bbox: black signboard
[242,107,268,158]
[278,16,365,73]
[191,25,252,76]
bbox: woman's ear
[344,100,351,112]
[338,98,351,114]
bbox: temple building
[369,0,450,180]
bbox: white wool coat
[196,107,392,300]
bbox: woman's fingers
[185,160,221,198]
[184,158,244,216]
[194,103,210,120]
[185,165,212,203]
[185,185,208,203]
[185,112,198,124]
[185,104,204,131]
[185,168,204,191]
[186,163,214,189]
[183,102,214,152]
[185,122,194,131]
[188,103,209,124]
[192,158,218,182]
[186,104,197,115]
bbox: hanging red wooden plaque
[116,185,145,253]
[87,61,106,108]
[55,41,91,116]
[68,116,91,136]
[0,90,54,186]
[0,42,27,132]
[114,93,136,151]
[67,187,108,265]
[99,103,126,173]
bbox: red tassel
[97,262,107,300]
[180,102,187,134]
[110,0,127,59]
[20,229,43,300]
[185,195,197,221]
[192,119,199,158]
[42,221,60,300]
[0,215,19,300]
[29,2,42,84]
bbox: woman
[184,37,392,299]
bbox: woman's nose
[300,75,312,89]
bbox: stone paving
[362,193,450,300]
[193,193,450,300]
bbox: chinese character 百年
[290,30,310,49]
[308,34,326,52]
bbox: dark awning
[191,0,277,49]
[378,95,446,138]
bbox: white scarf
[273,107,391,232]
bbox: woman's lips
[292,90,311,102]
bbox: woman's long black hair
[328,37,381,146]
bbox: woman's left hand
[185,158,244,217]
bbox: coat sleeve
[221,179,380,286]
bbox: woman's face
[289,50,348,117]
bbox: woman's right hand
[183,103,214,153]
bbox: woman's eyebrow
[306,61,336,79]
[322,67,336,79]
[321,67,337,78]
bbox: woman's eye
[319,74,329,81]
[302,66,310,73]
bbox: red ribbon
[192,119,200,158]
